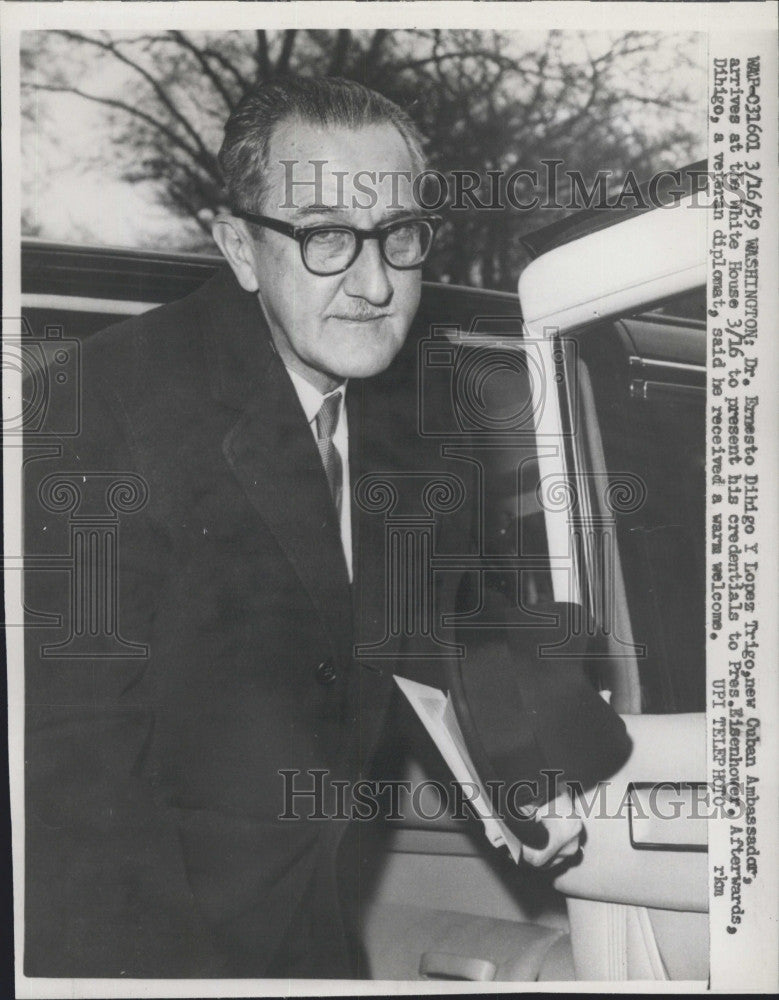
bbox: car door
[518,194,709,982]
[358,195,709,983]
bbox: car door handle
[628,782,708,850]
[419,951,497,981]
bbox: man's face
[236,120,422,390]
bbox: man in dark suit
[24,76,630,979]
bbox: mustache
[328,308,390,321]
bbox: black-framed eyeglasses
[232,208,442,276]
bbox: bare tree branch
[255,30,270,81]
[170,31,237,112]
[276,30,298,75]
[56,31,217,171]
[124,32,252,94]
[26,81,207,167]
[366,30,388,68]
[328,30,351,76]
[197,45,251,94]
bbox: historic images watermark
[3,317,81,438]
[2,315,148,655]
[277,768,747,825]
[277,161,745,213]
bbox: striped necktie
[315,392,343,518]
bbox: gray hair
[218,75,426,213]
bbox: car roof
[519,161,708,259]
[20,238,520,313]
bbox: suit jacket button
[315,659,337,686]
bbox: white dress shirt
[286,367,353,582]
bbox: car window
[641,287,707,325]
[415,326,569,617]
[569,287,706,713]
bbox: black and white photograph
[2,2,777,996]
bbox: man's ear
[212,214,260,293]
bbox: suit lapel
[347,378,387,655]
[346,379,396,773]
[201,268,353,664]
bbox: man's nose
[343,238,393,306]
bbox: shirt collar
[286,366,346,427]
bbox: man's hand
[520,788,583,869]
